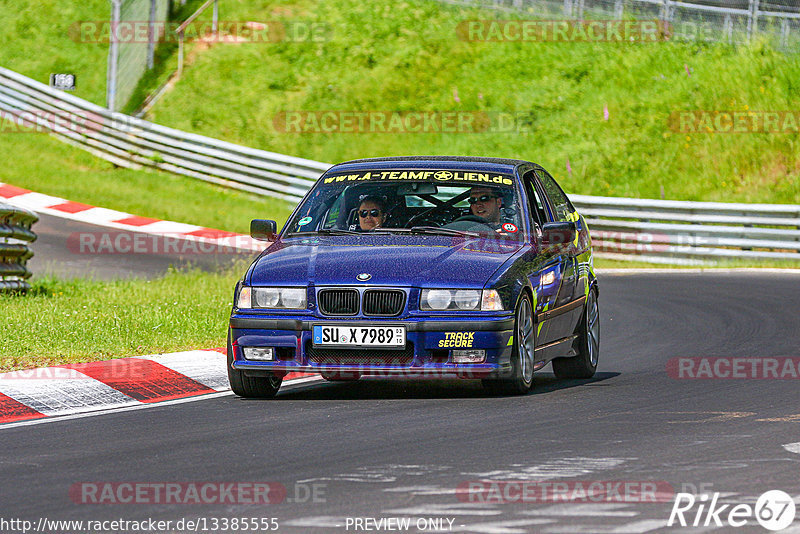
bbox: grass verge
[0,265,244,372]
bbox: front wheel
[227,332,283,398]
[552,288,599,379]
[482,293,535,395]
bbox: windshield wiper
[409,226,480,238]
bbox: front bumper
[229,315,515,379]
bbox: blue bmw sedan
[228,156,599,397]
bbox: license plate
[312,325,406,348]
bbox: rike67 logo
[668,490,796,531]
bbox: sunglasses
[468,194,497,204]
[359,209,382,218]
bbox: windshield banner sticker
[322,170,513,186]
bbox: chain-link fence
[440,0,800,48]
[106,0,171,112]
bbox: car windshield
[284,169,525,240]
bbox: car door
[520,170,562,347]
[534,169,582,344]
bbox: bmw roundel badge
[357,273,371,281]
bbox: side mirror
[540,221,576,250]
[250,219,277,241]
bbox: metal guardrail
[571,195,800,264]
[1,66,799,264]
[0,203,37,292]
[0,66,329,204]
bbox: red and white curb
[0,182,262,252]
[0,349,319,428]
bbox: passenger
[357,195,387,231]
[468,186,503,227]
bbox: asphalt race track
[2,272,800,533]
[27,213,258,279]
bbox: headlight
[237,287,307,310]
[420,289,503,311]
[424,289,453,310]
[278,288,306,309]
[454,290,481,310]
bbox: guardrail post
[781,18,789,47]
[178,30,185,75]
[147,0,157,69]
[106,0,122,111]
[724,13,733,44]
[747,0,760,40]
[212,0,219,34]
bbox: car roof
[325,156,542,176]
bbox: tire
[321,371,361,381]
[482,292,535,395]
[552,287,599,379]
[227,332,282,398]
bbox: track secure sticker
[298,216,312,226]
[439,332,475,348]
[502,223,518,233]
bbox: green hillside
[141,0,800,204]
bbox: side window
[521,171,547,226]
[537,170,574,222]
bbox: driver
[357,195,387,231]
[468,186,503,228]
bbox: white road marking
[450,518,555,533]
[75,206,132,223]
[141,220,203,233]
[540,519,666,533]
[138,350,229,391]
[0,376,325,430]
[7,192,69,210]
[0,373,138,416]
[282,516,347,528]
[299,465,452,484]
[383,485,457,495]
[520,504,638,517]
[462,458,630,481]
[382,504,503,517]
[783,442,800,455]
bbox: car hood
[248,235,523,288]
